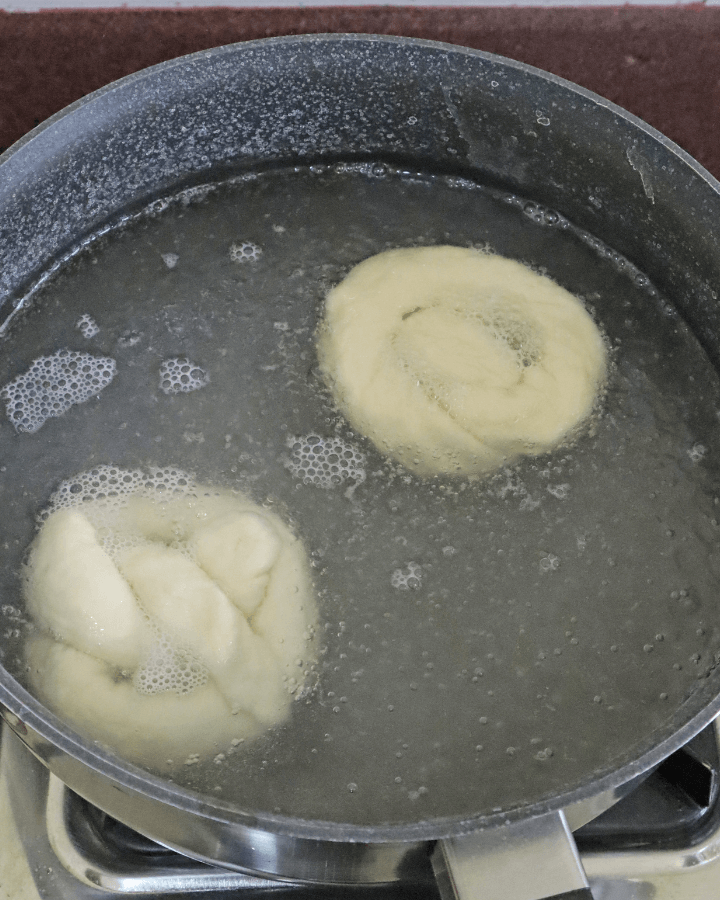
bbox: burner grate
[46,776,440,898]
[576,723,720,853]
[8,720,720,899]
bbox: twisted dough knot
[24,478,317,768]
[318,246,607,476]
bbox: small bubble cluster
[45,465,192,537]
[1,349,117,433]
[230,242,262,264]
[407,785,429,801]
[76,314,99,338]
[49,464,188,504]
[534,747,554,761]
[518,200,563,228]
[507,194,656,293]
[286,434,365,489]
[161,253,179,269]
[159,358,209,394]
[578,230,657,292]
[539,554,560,573]
[391,562,423,590]
[134,628,208,696]
[490,470,541,511]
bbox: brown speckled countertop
[0,6,719,178]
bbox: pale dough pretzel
[24,477,317,769]
[317,246,607,476]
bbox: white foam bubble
[286,434,365,489]
[159,358,209,395]
[44,466,194,555]
[229,242,262,264]
[489,469,541,511]
[539,554,560,572]
[1,349,117,433]
[391,562,423,590]
[161,253,179,269]
[47,464,190,511]
[134,625,208,696]
[76,315,99,338]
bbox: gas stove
[3,721,720,900]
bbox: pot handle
[431,809,593,900]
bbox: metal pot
[2,34,720,900]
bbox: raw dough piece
[119,544,289,722]
[24,508,152,669]
[317,246,607,476]
[26,635,261,767]
[23,468,318,771]
[192,511,281,617]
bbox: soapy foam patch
[159,358,209,395]
[229,242,262,264]
[76,315,99,338]
[286,434,365,489]
[134,624,208,696]
[391,562,423,590]
[1,350,117,433]
[47,465,191,509]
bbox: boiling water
[1,163,720,828]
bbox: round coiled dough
[317,246,607,476]
[23,469,318,769]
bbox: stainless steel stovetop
[4,721,720,900]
